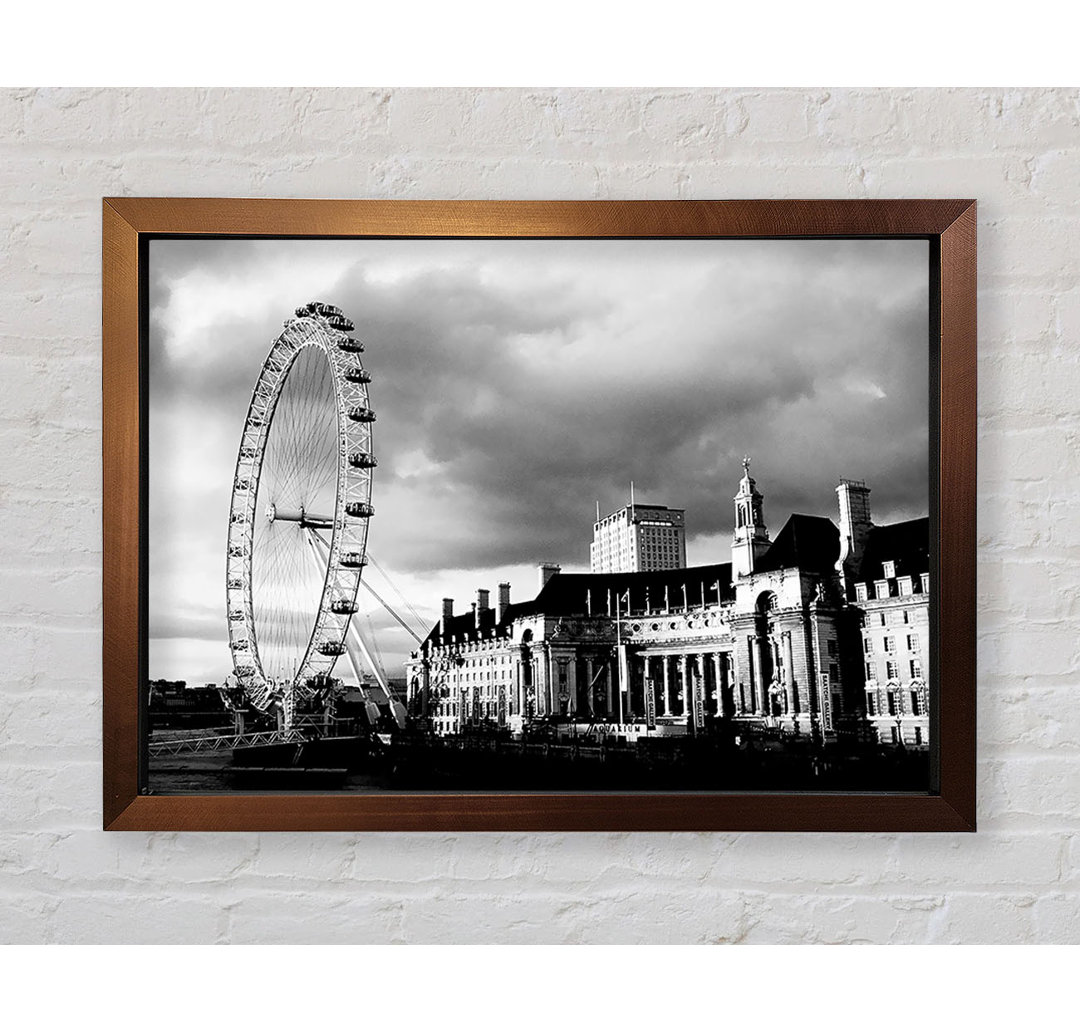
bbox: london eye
[225,301,387,727]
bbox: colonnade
[517,648,738,724]
[637,651,733,721]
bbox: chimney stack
[836,479,872,584]
[496,582,511,623]
[538,562,561,591]
[440,598,453,637]
[474,589,490,628]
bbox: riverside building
[406,461,930,747]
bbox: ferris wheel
[225,301,384,724]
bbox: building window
[883,561,896,578]
[898,576,913,596]
[883,636,895,653]
[902,610,910,624]
[887,691,897,716]
[855,584,868,602]
[874,580,890,599]
[878,613,887,626]
[866,693,877,716]
[915,727,923,745]
[910,690,921,716]
[829,663,839,682]
[890,726,899,744]
[827,639,838,657]
[907,634,919,651]
[886,661,898,680]
[910,658,922,679]
[865,661,875,680]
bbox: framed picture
[103,199,975,831]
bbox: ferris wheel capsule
[225,302,375,718]
[348,451,377,469]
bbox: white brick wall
[1,87,1076,944]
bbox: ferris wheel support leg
[344,619,391,698]
[305,530,391,701]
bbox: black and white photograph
[146,236,933,794]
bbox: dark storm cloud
[148,237,928,680]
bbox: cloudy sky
[148,237,929,684]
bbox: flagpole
[616,589,624,726]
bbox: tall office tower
[590,501,686,573]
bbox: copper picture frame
[103,198,976,831]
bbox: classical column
[566,655,577,717]
[729,649,739,713]
[617,643,630,724]
[662,655,672,716]
[699,653,709,716]
[585,656,595,717]
[783,630,797,713]
[747,636,758,713]
[712,652,723,715]
[678,655,688,718]
[725,653,735,715]
[547,648,556,715]
[605,658,614,717]
[535,648,547,716]
[773,637,783,711]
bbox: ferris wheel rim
[224,305,375,713]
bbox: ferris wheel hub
[265,503,333,529]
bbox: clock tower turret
[731,456,771,578]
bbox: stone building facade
[406,463,930,746]
[852,515,932,747]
